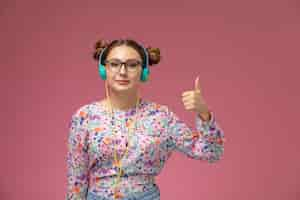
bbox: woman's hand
[181,76,211,121]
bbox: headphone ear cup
[98,64,107,80]
[140,67,150,82]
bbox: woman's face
[105,45,143,93]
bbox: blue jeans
[86,184,160,200]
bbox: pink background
[1,0,299,199]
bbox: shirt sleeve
[66,107,90,200]
[167,108,226,163]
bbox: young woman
[66,38,226,200]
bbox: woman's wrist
[198,110,212,122]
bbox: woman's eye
[110,62,120,67]
[127,62,139,68]
[128,63,138,68]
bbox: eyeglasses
[105,59,142,73]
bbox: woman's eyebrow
[107,58,141,61]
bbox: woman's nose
[119,64,127,74]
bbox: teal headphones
[98,45,150,82]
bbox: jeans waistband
[90,174,155,188]
[87,182,160,200]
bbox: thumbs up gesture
[181,76,211,121]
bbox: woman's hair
[92,38,161,67]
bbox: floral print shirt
[66,98,225,200]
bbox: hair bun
[146,47,161,66]
[93,39,110,61]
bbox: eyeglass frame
[104,59,143,73]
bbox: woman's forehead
[106,45,141,60]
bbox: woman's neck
[106,89,140,111]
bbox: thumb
[194,76,201,92]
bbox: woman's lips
[116,80,130,85]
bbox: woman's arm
[66,106,90,200]
[167,108,225,163]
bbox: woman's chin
[110,82,140,92]
[112,84,132,92]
